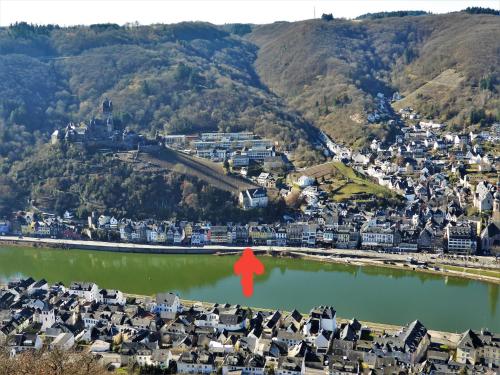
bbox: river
[0,246,498,332]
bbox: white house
[99,289,126,305]
[239,188,268,210]
[312,306,337,332]
[177,351,214,374]
[361,226,395,249]
[68,282,100,302]
[154,292,181,314]
[474,181,494,212]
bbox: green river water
[0,246,498,332]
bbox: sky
[0,0,498,26]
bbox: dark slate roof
[457,329,483,350]
[156,292,177,306]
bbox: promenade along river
[0,246,498,333]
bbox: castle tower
[102,98,113,116]
[102,98,114,133]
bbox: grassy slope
[330,162,394,202]
[295,161,394,202]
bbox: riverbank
[296,252,500,285]
[1,235,499,284]
[1,245,498,332]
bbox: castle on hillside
[51,98,144,149]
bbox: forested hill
[0,11,498,218]
[247,11,500,147]
[1,11,499,164]
[0,21,322,171]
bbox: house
[50,332,75,351]
[39,303,56,332]
[352,153,370,166]
[177,350,215,374]
[446,223,477,254]
[286,223,305,245]
[68,282,100,302]
[361,225,395,250]
[152,349,172,369]
[374,320,430,364]
[314,330,332,353]
[257,172,277,188]
[98,215,111,228]
[0,220,11,235]
[276,329,303,347]
[135,347,154,367]
[398,229,419,252]
[456,329,500,366]
[276,356,305,375]
[301,224,317,247]
[8,333,43,355]
[210,226,230,244]
[218,311,246,331]
[474,181,494,212]
[244,146,275,161]
[99,289,126,305]
[249,225,274,245]
[154,292,180,314]
[239,188,268,210]
[309,306,336,332]
[191,228,206,246]
[230,154,250,167]
[222,352,266,375]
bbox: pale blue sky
[0,0,498,26]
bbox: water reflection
[0,246,498,332]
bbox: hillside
[4,143,284,222]
[0,13,498,218]
[247,12,500,147]
[117,147,257,194]
[0,22,322,170]
[1,13,498,160]
[292,162,397,204]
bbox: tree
[479,74,495,91]
[321,13,334,21]
[223,159,230,174]
[463,7,500,15]
[0,346,107,375]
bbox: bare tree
[0,345,108,375]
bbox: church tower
[493,191,500,224]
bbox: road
[1,236,498,284]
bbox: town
[0,278,498,374]
[3,96,500,256]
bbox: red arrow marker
[234,248,265,297]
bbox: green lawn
[329,162,395,202]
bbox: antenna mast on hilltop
[314,6,316,19]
